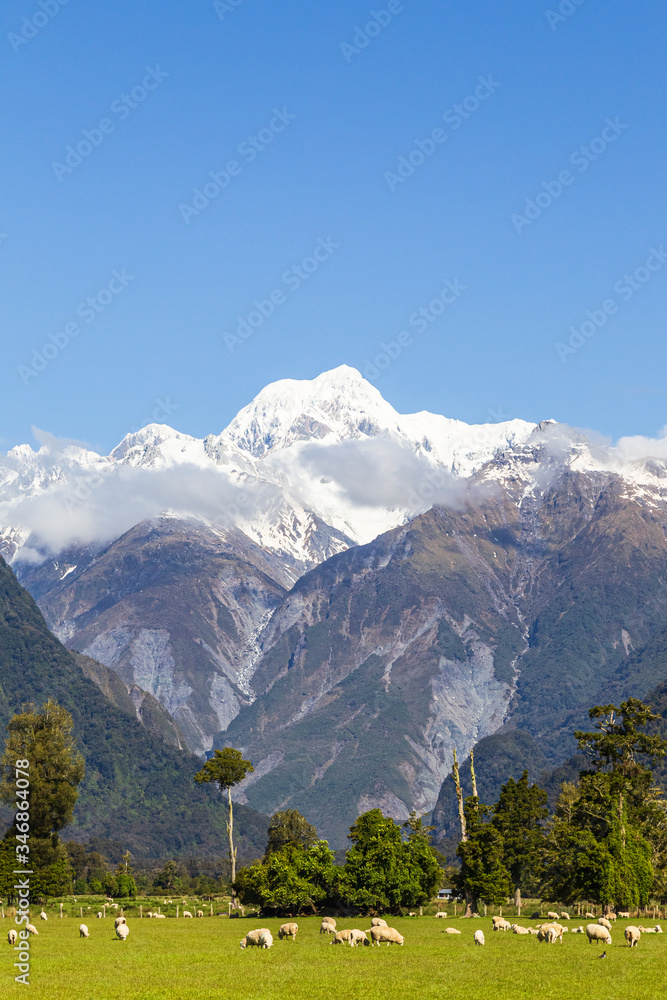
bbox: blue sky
[1,0,666,454]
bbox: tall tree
[265,809,318,856]
[456,796,512,911]
[0,700,84,896]
[194,747,253,887]
[492,770,548,896]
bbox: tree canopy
[265,809,318,856]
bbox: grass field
[1,913,664,1000]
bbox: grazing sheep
[625,926,641,947]
[183,911,193,918]
[607,912,617,922]
[39,911,48,921]
[331,929,353,945]
[115,924,130,941]
[493,919,512,931]
[258,930,273,949]
[434,912,447,919]
[197,910,203,918]
[79,924,89,938]
[585,911,596,918]
[512,925,530,935]
[370,926,404,946]
[547,911,560,921]
[598,917,612,931]
[278,922,298,941]
[7,929,17,946]
[114,917,127,929]
[444,927,461,934]
[560,912,570,920]
[240,928,271,949]
[154,914,166,919]
[473,929,485,946]
[320,919,337,935]
[96,912,102,919]
[586,923,611,945]
[350,929,369,947]
[537,923,563,944]
[25,925,38,936]
[618,911,630,919]
[371,918,388,927]
[527,928,539,936]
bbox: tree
[342,809,442,913]
[235,840,341,915]
[456,797,512,911]
[492,770,548,896]
[115,852,137,898]
[194,748,253,888]
[0,700,85,897]
[265,809,318,856]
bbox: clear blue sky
[1,0,666,454]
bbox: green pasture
[1,911,664,1000]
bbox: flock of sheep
[6,906,664,954]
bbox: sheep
[560,912,570,920]
[39,911,48,921]
[196,910,203,918]
[572,926,585,934]
[154,914,166,919]
[473,929,485,946]
[183,911,193,918]
[240,928,271,949]
[320,918,337,935]
[493,918,511,931]
[586,923,611,945]
[547,911,560,921]
[331,929,353,945]
[258,930,273,949]
[444,927,461,934]
[25,925,38,936]
[598,917,612,931]
[434,912,447,919]
[370,926,404,946]
[618,911,630,919]
[585,911,596,918]
[530,911,541,920]
[512,925,530,935]
[278,922,298,941]
[537,923,563,944]
[625,926,641,947]
[7,929,17,946]
[79,924,89,938]
[607,912,617,922]
[639,925,661,934]
[370,918,388,927]
[350,929,370,947]
[96,912,103,919]
[527,927,539,936]
[114,916,127,929]
[115,924,130,941]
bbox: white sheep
[493,918,512,931]
[196,910,203,918]
[39,911,48,921]
[547,911,560,921]
[350,928,370,947]
[598,917,612,931]
[79,924,89,938]
[258,930,273,949]
[512,925,530,935]
[444,927,461,934]
[585,911,596,918]
[96,912,103,919]
[435,911,447,919]
[370,926,404,946]
[331,929,353,945]
[7,929,17,946]
[320,918,337,935]
[572,926,585,934]
[586,923,611,945]
[370,918,388,927]
[625,926,641,947]
[115,924,130,941]
[114,916,127,929]
[607,912,617,922]
[278,922,298,941]
[240,928,271,949]
[638,925,661,934]
[618,911,630,919]
[25,925,38,936]
[537,923,563,944]
[182,911,193,918]
[527,927,539,936]
[473,929,485,946]
[154,914,166,919]
[560,912,570,920]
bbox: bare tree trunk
[227,786,237,896]
[470,749,478,800]
[452,748,467,842]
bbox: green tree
[342,809,442,914]
[492,770,548,896]
[265,809,318,856]
[153,859,184,893]
[235,840,341,915]
[194,748,253,887]
[456,797,512,911]
[0,700,85,896]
